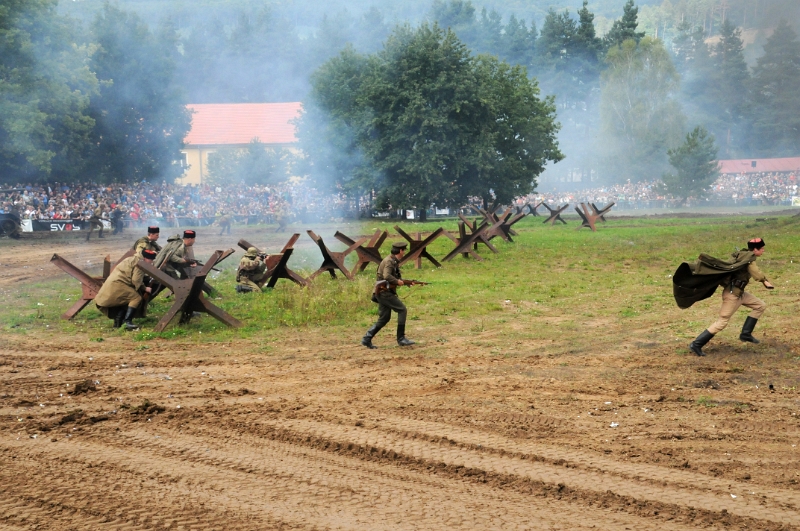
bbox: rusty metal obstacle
[335,229,387,272]
[237,235,308,287]
[442,220,496,262]
[51,249,135,320]
[307,230,367,281]
[136,249,241,331]
[542,203,569,225]
[394,225,445,269]
[575,202,615,231]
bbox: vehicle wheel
[1,219,18,236]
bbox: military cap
[147,226,160,234]
[245,247,258,257]
[390,241,408,254]
[747,238,765,250]
[183,229,196,239]
[141,249,157,260]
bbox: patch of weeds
[696,395,717,408]
[134,331,158,342]
[620,307,638,318]
[134,345,149,351]
[89,337,104,342]
[470,321,485,333]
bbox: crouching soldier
[236,247,267,293]
[133,226,162,256]
[95,249,156,330]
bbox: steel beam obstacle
[237,235,307,287]
[136,249,241,332]
[307,230,367,281]
[334,229,387,273]
[575,202,615,231]
[442,220,496,262]
[542,203,569,225]
[394,225,445,269]
[51,249,138,320]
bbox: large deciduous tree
[661,126,719,204]
[87,4,190,183]
[0,0,97,184]
[750,20,800,157]
[599,37,684,182]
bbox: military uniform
[154,233,192,279]
[362,242,414,348]
[95,254,148,329]
[133,233,162,257]
[86,205,105,240]
[236,247,267,292]
[689,238,772,356]
[274,203,289,233]
[217,213,232,236]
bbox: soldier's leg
[123,293,143,330]
[739,292,766,343]
[236,278,261,293]
[97,220,104,238]
[379,292,413,345]
[707,291,743,335]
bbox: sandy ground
[1,226,799,530]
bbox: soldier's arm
[239,257,260,271]
[132,265,146,291]
[748,263,773,288]
[378,260,403,286]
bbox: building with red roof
[178,102,302,184]
[718,157,800,175]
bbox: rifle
[373,279,429,298]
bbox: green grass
[4,213,800,348]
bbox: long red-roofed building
[718,157,800,175]
[179,102,303,184]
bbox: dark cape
[672,251,756,309]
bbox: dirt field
[1,226,799,530]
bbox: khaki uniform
[275,204,289,233]
[374,254,407,328]
[95,255,145,314]
[217,214,232,235]
[237,252,267,291]
[87,205,104,238]
[154,235,190,279]
[133,236,162,257]
[707,251,768,334]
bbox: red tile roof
[184,103,302,146]
[719,157,800,174]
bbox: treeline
[2,0,799,191]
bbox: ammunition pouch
[731,278,748,290]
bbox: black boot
[397,324,415,347]
[689,330,714,357]
[236,284,255,293]
[739,316,760,344]
[123,306,139,331]
[98,232,104,239]
[112,306,126,328]
[361,325,380,349]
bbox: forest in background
[3,0,799,199]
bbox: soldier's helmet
[245,247,258,258]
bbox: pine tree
[604,0,645,50]
[662,126,719,203]
[750,20,800,156]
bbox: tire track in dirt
[249,416,800,528]
[2,430,698,531]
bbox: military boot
[236,284,255,294]
[123,306,139,331]
[397,325,415,347]
[361,325,380,349]
[689,330,714,357]
[113,306,126,328]
[739,316,760,344]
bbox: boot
[123,306,139,331]
[236,284,255,293]
[112,306,126,328]
[739,316,760,344]
[98,232,104,238]
[361,325,379,349]
[689,330,714,357]
[397,325,415,347]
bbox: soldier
[688,238,775,357]
[217,212,232,236]
[361,241,415,349]
[86,203,106,240]
[110,205,125,235]
[133,226,162,256]
[95,249,156,330]
[154,229,197,280]
[236,247,267,293]
[274,201,289,233]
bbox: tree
[600,37,685,182]
[575,0,601,64]
[750,20,800,156]
[707,19,750,155]
[661,126,719,203]
[87,4,190,183]
[604,0,645,50]
[0,0,97,183]
[500,15,535,66]
[206,139,286,186]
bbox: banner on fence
[21,220,111,232]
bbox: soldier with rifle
[361,241,426,349]
[236,247,267,293]
[154,229,198,280]
[86,203,106,240]
[133,226,162,257]
[95,249,156,330]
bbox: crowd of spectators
[1,170,798,227]
[518,171,799,209]
[0,181,358,227]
